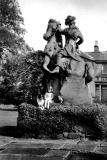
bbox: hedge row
[17,103,107,140]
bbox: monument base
[61,75,92,105]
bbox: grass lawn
[0,110,18,137]
[0,110,18,127]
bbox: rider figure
[60,15,84,61]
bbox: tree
[12,50,45,105]
[0,0,29,104]
[0,0,43,105]
[0,0,25,53]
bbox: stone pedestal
[61,75,92,104]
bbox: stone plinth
[61,75,92,104]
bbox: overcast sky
[19,0,107,52]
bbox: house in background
[86,41,107,103]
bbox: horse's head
[43,19,60,41]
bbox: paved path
[0,137,107,160]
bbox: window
[102,64,107,74]
[95,84,100,98]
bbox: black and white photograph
[0,0,107,159]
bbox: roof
[85,51,107,61]
[80,51,95,61]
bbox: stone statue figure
[42,16,102,105]
[57,15,86,79]
[60,15,84,61]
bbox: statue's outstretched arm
[43,55,52,73]
[43,55,59,73]
[58,29,66,35]
[76,30,84,45]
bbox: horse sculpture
[42,19,102,104]
[43,19,62,73]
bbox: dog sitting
[37,95,45,110]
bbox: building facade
[86,41,107,103]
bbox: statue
[38,15,102,107]
[60,15,84,60]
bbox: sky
[18,0,107,52]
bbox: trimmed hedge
[17,103,107,140]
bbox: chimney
[94,40,99,52]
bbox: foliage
[0,0,37,104]
[0,0,46,105]
[0,49,45,105]
[0,0,25,52]
[0,53,22,104]
[0,0,24,34]
[11,50,45,104]
[17,103,107,140]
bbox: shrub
[0,50,45,105]
[17,103,107,140]
[13,50,45,105]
